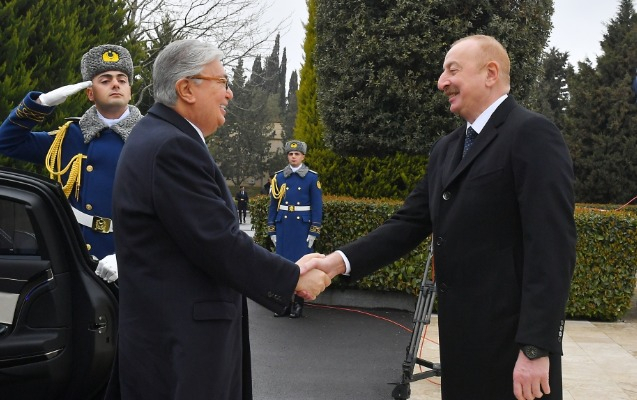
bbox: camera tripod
[391,242,441,399]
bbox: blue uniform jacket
[0,92,135,259]
[268,165,322,261]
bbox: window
[0,199,38,256]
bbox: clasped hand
[294,253,330,300]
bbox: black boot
[273,305,291,317]
[289,296,304,318]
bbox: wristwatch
[521,345,549,360]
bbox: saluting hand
[38,81,92,106]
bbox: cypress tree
[295,0,324,151]
[315,0,553,156]
[212,58,276,186]
[565,0,637,203]
[282,70,299,141]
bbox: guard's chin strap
[45,121,86,200]
[270,175,287,210]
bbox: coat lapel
[442,96,518,187]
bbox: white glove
[95,254,118,283]
[39,81,92,106]
[270,235,277,246]
[307,235,316,248]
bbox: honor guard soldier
[0,44,143,283]
[268,140,323,318]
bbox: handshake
[293,252,347,301]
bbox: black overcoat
[341,96,576,399]
[110,103,299,400]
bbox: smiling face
[176,59,233,136]
[437,37,509,123]
[87,70,132,118]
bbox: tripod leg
[391,242,438,399]
[391,382,411,400]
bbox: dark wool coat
[340,96,576,399]
[110,103,300,400]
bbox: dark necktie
[463,126,478,158]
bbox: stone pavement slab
[409,317,637,400]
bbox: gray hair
[152,39,224,106]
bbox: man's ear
[86,87,95,102]
[175,78,196,104]
[485,61,500,87]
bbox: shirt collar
[185,119,206,144]
[467,94,508,134]
[97,107,130,127]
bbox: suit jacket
[235,190,249,210]
[111,103,300,400]
[340,96,576,399]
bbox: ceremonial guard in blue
[0,44,141,283]
[268,140,323,317]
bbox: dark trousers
[238,207,247,222]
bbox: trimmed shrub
[251,196,637,321]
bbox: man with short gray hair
[109,39,330,400]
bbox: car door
[0,167,118,399]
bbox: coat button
[86,165,94,172]
[442,191,451,200]
[435,236,444,246]
[86,204,93,211]
[438,282,448,293]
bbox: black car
[0,167,117,399]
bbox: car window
[0,198,39,256]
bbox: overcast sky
[266,0,633,81]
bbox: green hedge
[251,195,637,321]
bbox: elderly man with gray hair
[107,39,330,400]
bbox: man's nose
[437,74,447,91]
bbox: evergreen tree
[279,48,288,111]
[263,34,281,94]
[315,0,553,156]
[295,0,427,199]
[250,56,265,89]
[0,0,135,171]
[282,70,299,141]
[211,58,278,186]
[295,0,324,152]
[528,47,573,131]
[565,0,637,203]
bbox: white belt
[71,207,114,233]
[279,205,311,212]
